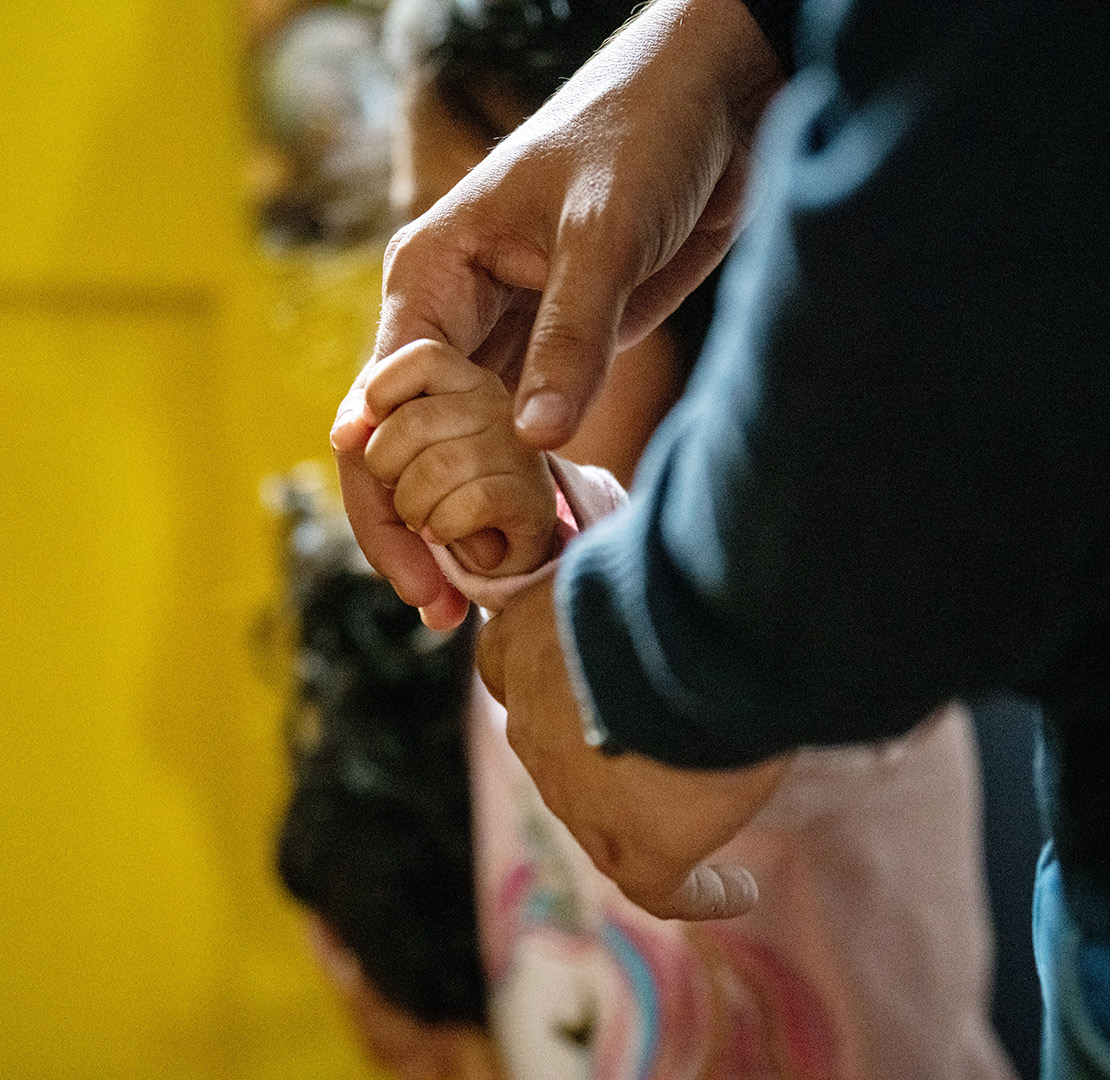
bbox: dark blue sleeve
[555,0,1110,769]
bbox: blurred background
[0,0,392,1075]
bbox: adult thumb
[513,231,631,450]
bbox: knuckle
[462,476,507,521]
[384,403,423,453]
[529,316,596,360]
[361,444,389,488]
[380,221,420,277]
[573,822,625,884]
[391,486,428,532]
[419,440,469,492]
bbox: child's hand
[362,340,559,578]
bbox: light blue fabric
[1033,843,1110,1080]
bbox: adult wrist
[653,0,785,141]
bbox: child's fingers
[452,528,509,574]
[424,471,551,538]
[426,475,558,578]
[363,339,503,426]
[364,392,497,489]
[389,427,518,532]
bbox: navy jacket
[557,0,1109,929]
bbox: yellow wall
[0,2,384,1076]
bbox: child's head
[388,0,634,120]
[271,469,486,1026]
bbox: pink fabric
[443,455,1016,1080]
[469,687,1014,1080]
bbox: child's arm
[361,339,560,579]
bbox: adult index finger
[334,442,467,626]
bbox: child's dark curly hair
[271,468,487,1026]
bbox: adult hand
[476,579,790,921]
[332,0,782,620]
[360,339,558,580]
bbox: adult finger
[368,227,465,363]
[573,825,759,922]
[372,210,545,366]
[334,441,468,627]
[617,212,741,350]
[616,142,761,349]
[512,207,637,450]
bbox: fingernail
[330,404,371,451]
[333,389,365,428]
[516,390,572,439]
[719,865,759,915]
